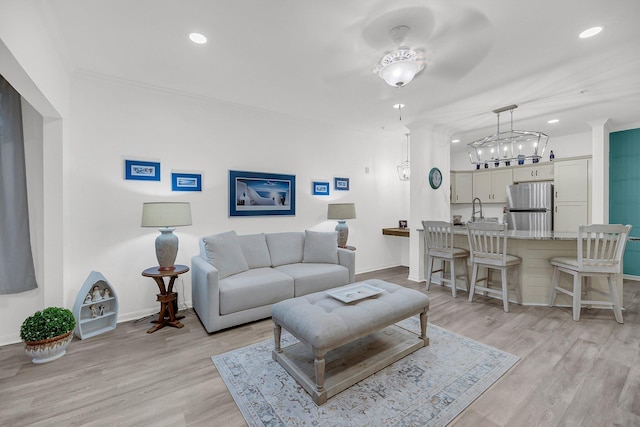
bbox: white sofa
[191,230,356,333]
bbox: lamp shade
[141,202,192,227]
[327,203,356,220]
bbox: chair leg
[549,266,559,307]
[450,259,457,298]
[608,275,624,324]
[425,256,434,291]
[513,265,522,305]
[463,257,470,292]
[572,273,581,321]
[501,267,509,313]
[469,263,479,302]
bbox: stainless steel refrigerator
[505,181,554,231]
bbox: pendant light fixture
[467,104,548,167]
[397,133,410,181]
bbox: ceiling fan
[364,6,493,87]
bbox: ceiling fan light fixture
[375,49,425,88]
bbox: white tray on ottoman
[271,279,430,405]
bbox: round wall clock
[428,167,442,189]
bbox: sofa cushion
[238,233,272,268]
[274,263,350,296]
[219,268,294,315]
[266,232,304,266]
[203,231,249,279]
[303,230,338,264]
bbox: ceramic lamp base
[155,227,178,271]
[335,220,349,248]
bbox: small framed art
[334,177,350,191]
[124,159,161,181]
[172,172,202,192]
[312,181,330,196]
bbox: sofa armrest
[191,255,221,333]
[337,248,356,283]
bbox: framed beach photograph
[334,177,350,191]
[124,159,161,181]
[312,181,330,196]
[171,172,202,192]
[229,170,296,216]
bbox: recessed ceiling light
[579,26,603,39]
[547,119,560,124]
[189,33,207,44]
[451,139,460,143]
[393,103,405,109]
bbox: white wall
[61,72,408,327]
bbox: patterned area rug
[212,317,518,427]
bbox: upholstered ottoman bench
[271,279,430,405]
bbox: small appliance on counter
[505,182,554,232]
[452,215,463,225]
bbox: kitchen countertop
[417,226,640,241]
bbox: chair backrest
[466,222,508,264]
[577,224,632,273]
[422,220,454,256]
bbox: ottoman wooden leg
[313,349,327,392]
[273,323,282,353]
[419,309,429,346]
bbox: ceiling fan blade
[426,8,494,80]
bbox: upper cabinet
[451,172,473,204]
[512,164,554,183]
[472,168,513,203]
[554,158,590,231]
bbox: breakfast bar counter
[419,227,627,306]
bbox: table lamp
[327,203,356,248]
[141,202,192,271]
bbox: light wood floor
[1,267,639,426]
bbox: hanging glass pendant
[397,133,410,181]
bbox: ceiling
[39,0,640,147]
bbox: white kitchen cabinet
[512,163,554,182]
[554,158,589,231]
[472,168,512,203]
[451,172,473,204]
[555,202,589,231]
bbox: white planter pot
[24,331,73,364]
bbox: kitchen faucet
[472,197,484,222]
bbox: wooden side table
[142,265,189,334]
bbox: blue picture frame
[334,177,350,191]
[312,181,330,196]
[172,172,202,192]
[124,159,160,181]
[229,170,296,216]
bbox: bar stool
[422,220,470,297]
[549,224,631,323]
[466,222,521,312]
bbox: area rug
[212,317,519,427]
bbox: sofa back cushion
[203,231,249,279]
[238,233,272,268]
[302,230,339,264]
[266,232,304,266]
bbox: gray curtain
[0,75,37,294]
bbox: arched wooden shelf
[72,271,118,339]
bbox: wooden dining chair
[549,224,631,323]
[422,220,470,297]
[466,222,521,312]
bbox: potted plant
[20,307,76,364]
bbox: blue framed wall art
[229,170,296,216]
